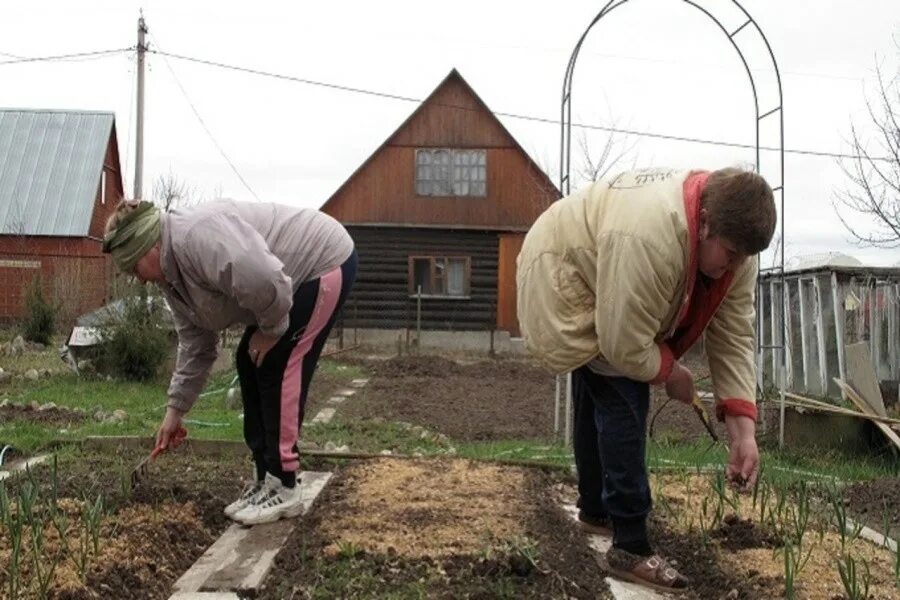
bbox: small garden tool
[130,425,187,488]
[690,392,719,443]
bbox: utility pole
[134,13,148,199]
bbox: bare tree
[835,57,900,248]
[527,123,639,197]
[152,170,198,212]
[574,127,639,187]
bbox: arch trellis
[556,0,789,446]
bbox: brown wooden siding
[322,71,557,231]
[324,146,554,229]
[341,226,498,331]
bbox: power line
[148,37,261,202]
[0,48,133,66]
[151,49,894,163]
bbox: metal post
[564,372,573,448]
[769,280,778,384]
[813,276,829,394]
[134,14,148,199]
[798,279,812,392]
[891,284,900,380]
[783,277,794,388]
[873,283,883,379]
[353,296,359,346]
[778,350,785,448]
[869,283,877,359]
[554,375,561,435]
[416,285,422,352]
[831,271,846,384]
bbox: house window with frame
[408,256,471,298]
[415,149,486,197]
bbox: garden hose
[0,444,16,467]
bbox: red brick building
[0,109,124,323]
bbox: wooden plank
[785,391,900,426]
[844,342,887,417]
[173,471,332,594]
[834,379,900,453]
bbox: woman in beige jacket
[517,167,775,592]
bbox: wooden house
[321,70,558,336]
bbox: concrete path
[310,407,336,424]
[311,377,370,423]
[169,593,240,600]
[170,471,332,598]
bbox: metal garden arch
[556,0,789,446]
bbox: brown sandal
[606,548,689,593]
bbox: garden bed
[0,447,331,599]
[337,355,556,441]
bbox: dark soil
[339,355,556,441]
[0,403,87,426]
[712,514,779,551]
[259,461,613,599]
[0,447,336,599]
[843,477,900,536]
[649,515,784,600]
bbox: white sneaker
[224,479,265,520]
[233,474,304,525]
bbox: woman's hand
[665,362,695,404]
[248,331,279,367]
[156,406,185,450]
[724,414,759,492]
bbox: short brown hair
[701,168,776,255]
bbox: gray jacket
[160,199,354,412]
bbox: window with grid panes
[409,256,470,298]
[415,149,486,197]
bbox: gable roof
[0,109,115,237]
[320,69,559,219]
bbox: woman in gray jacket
[103,198,356,525]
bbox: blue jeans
[573,366,652,551]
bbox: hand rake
[130,425,187,489]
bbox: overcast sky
[2,0,899,266]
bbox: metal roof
[0,109,114,237]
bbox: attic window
[415,149,486,197]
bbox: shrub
[23,275,55,345]
[97,288,172,381]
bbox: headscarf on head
[102,201,162,272]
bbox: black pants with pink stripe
[236,250,356,487]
